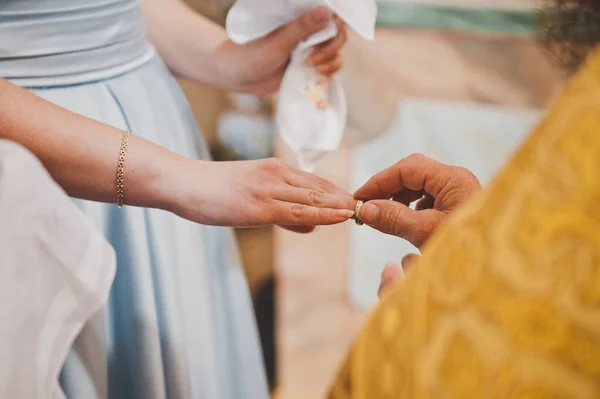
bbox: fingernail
[311,7,332,23]
[360,202,379,219]
[337,209,355,218]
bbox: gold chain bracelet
[116,130,131,208]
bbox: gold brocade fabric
[328,48,600,399]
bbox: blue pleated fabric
[0,1,269,398]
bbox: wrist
[153,156,217,225]
[149,155,196,213]
[212,41,260,93]
[124,137,193,212]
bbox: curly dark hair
[538,0,600,73]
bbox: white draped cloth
[0,140,115,398]
[226,0,377,171]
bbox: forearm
[141,0,237,89]
[0,78,188,210]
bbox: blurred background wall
[177,1,562,398]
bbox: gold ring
[354,200,364,226]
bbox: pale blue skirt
[29,57,269,399]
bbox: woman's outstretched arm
[0,79,355,227]
[0,78,178,209]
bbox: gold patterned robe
[329,48,600,398]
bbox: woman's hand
[0,79,353,231]
[356,154,481,249]
[170,157,356,228]
[143,1,346,94]
[218,6,348,95]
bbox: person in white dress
[0,1,353,398]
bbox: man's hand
[355,154,481,248]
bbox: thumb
[358,200,444,248]
[275,6,332,52]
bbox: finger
[358,200,444,248]
[275,201,355,226]
[310,24,347,65]
[311,25,346,54]
[312,15,345,50]
[392,189,424,206]
[275,186,356,211]
[334,15,345,31]
[287,169,356,209]
[274,6,332,53]
[382,262,402,283]
[354,154,454,201]
[378,262,402,298]
[279,225,316,234]
[317,55,344,76]
[378,255,420,298]
[310,45,339,65]
[401,254,421,269]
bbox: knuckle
[318,177,335,193]
[385,206,405,236]
[290,204,307,220]
[250,185,266,201]
[453,167,481,188]
[406,153,428,163]
[261,158,286,175]
[452,166,473,179]
[308,189,324,205]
